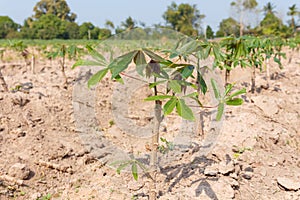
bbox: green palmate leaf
[134,50,147,76]
[226,98,243,106]
[131,162,138,181]
[142,48,164,62]
[116,161,131,174]
[169,80,181,93]
[109,51,138,79]
[88,68,109,88]
[228,88,246,99]
[176,99,195,121]
[180,65,194,79]
[163,97,177,115]
[72,59,106,69]
[197,71,207,94]
[144,95,173,101]
[216,103,224,121]
[211,78,220,99]
[86,45,107,65]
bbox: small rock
[252,95,279,116]
[10,128,26,137]
[127,180,144,191]
[30,192,42,200]
[204,164,218,176]
[241,171,253,180]
[218,161,235,175]
[8,163,31,180]
[277,177,300,191]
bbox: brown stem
[0,66,9,92]
[266,58,270,87]
[149,79,162,200]
[251,66,256,94]
[60,56,68,86]
[225,69,230,85]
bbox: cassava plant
[46,44,84,87]
[73,35,246,200]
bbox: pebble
[8,163,31,180]
[204,164,218,176]
[218,161,235,175]
[277,177,300,191]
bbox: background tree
[206,25,214,39]
[33,0,76,22]
[121,16,136,31]
[287,4,299,32]
[216,17,240,37]
[105,20,115,33]
[258,3,290,37]
[263,2,276,15]
[230,0,258,36]
[0,16,19,39]
[163,2,205,36]
[30,14,68,39]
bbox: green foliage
[0,16,19,39]
[163,2,205,36]
[111,158,147,181]
[211,79,246,121]
[158,137,174,154]
[216,18,240,37]
[33,0,76,22]
[206,25,214,39]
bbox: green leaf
[163,97,177,115]
[144,95,173,101]
[224,83,233,96]
[180,65,194,79]
[176,99,195,121]
[228,88,246,99]
[134,50,147,76]
[116,161,130,174]
[72,59,105,69]
[86,45,107,65]
[211,78,220,99]
[216,103,224,121]
[226,98,243,106]
[114,74,124,84]
[149,80,167,89]
[87,68,108,88]
[197,71,207,94]
[143,48,164,62]
[132,162,138,181]
[169,80,181,93]
[109,51,137,79]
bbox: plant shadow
[159,154,219,199]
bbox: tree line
[0,0,299,40]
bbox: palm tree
[287,4,299,31]
[121,16,136,31]
[105,20,115,30]
[263,2,276,15]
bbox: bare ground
[0,49,299,200]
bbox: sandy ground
[0,48,299,200]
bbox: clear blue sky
[0,0,299,32]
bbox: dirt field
[0,48,299,200]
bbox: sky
[0,0,299,32]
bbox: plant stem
[266,58,270,87]
[251,66,256,93]
[0,66,8,92]
[149,78,162,200]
